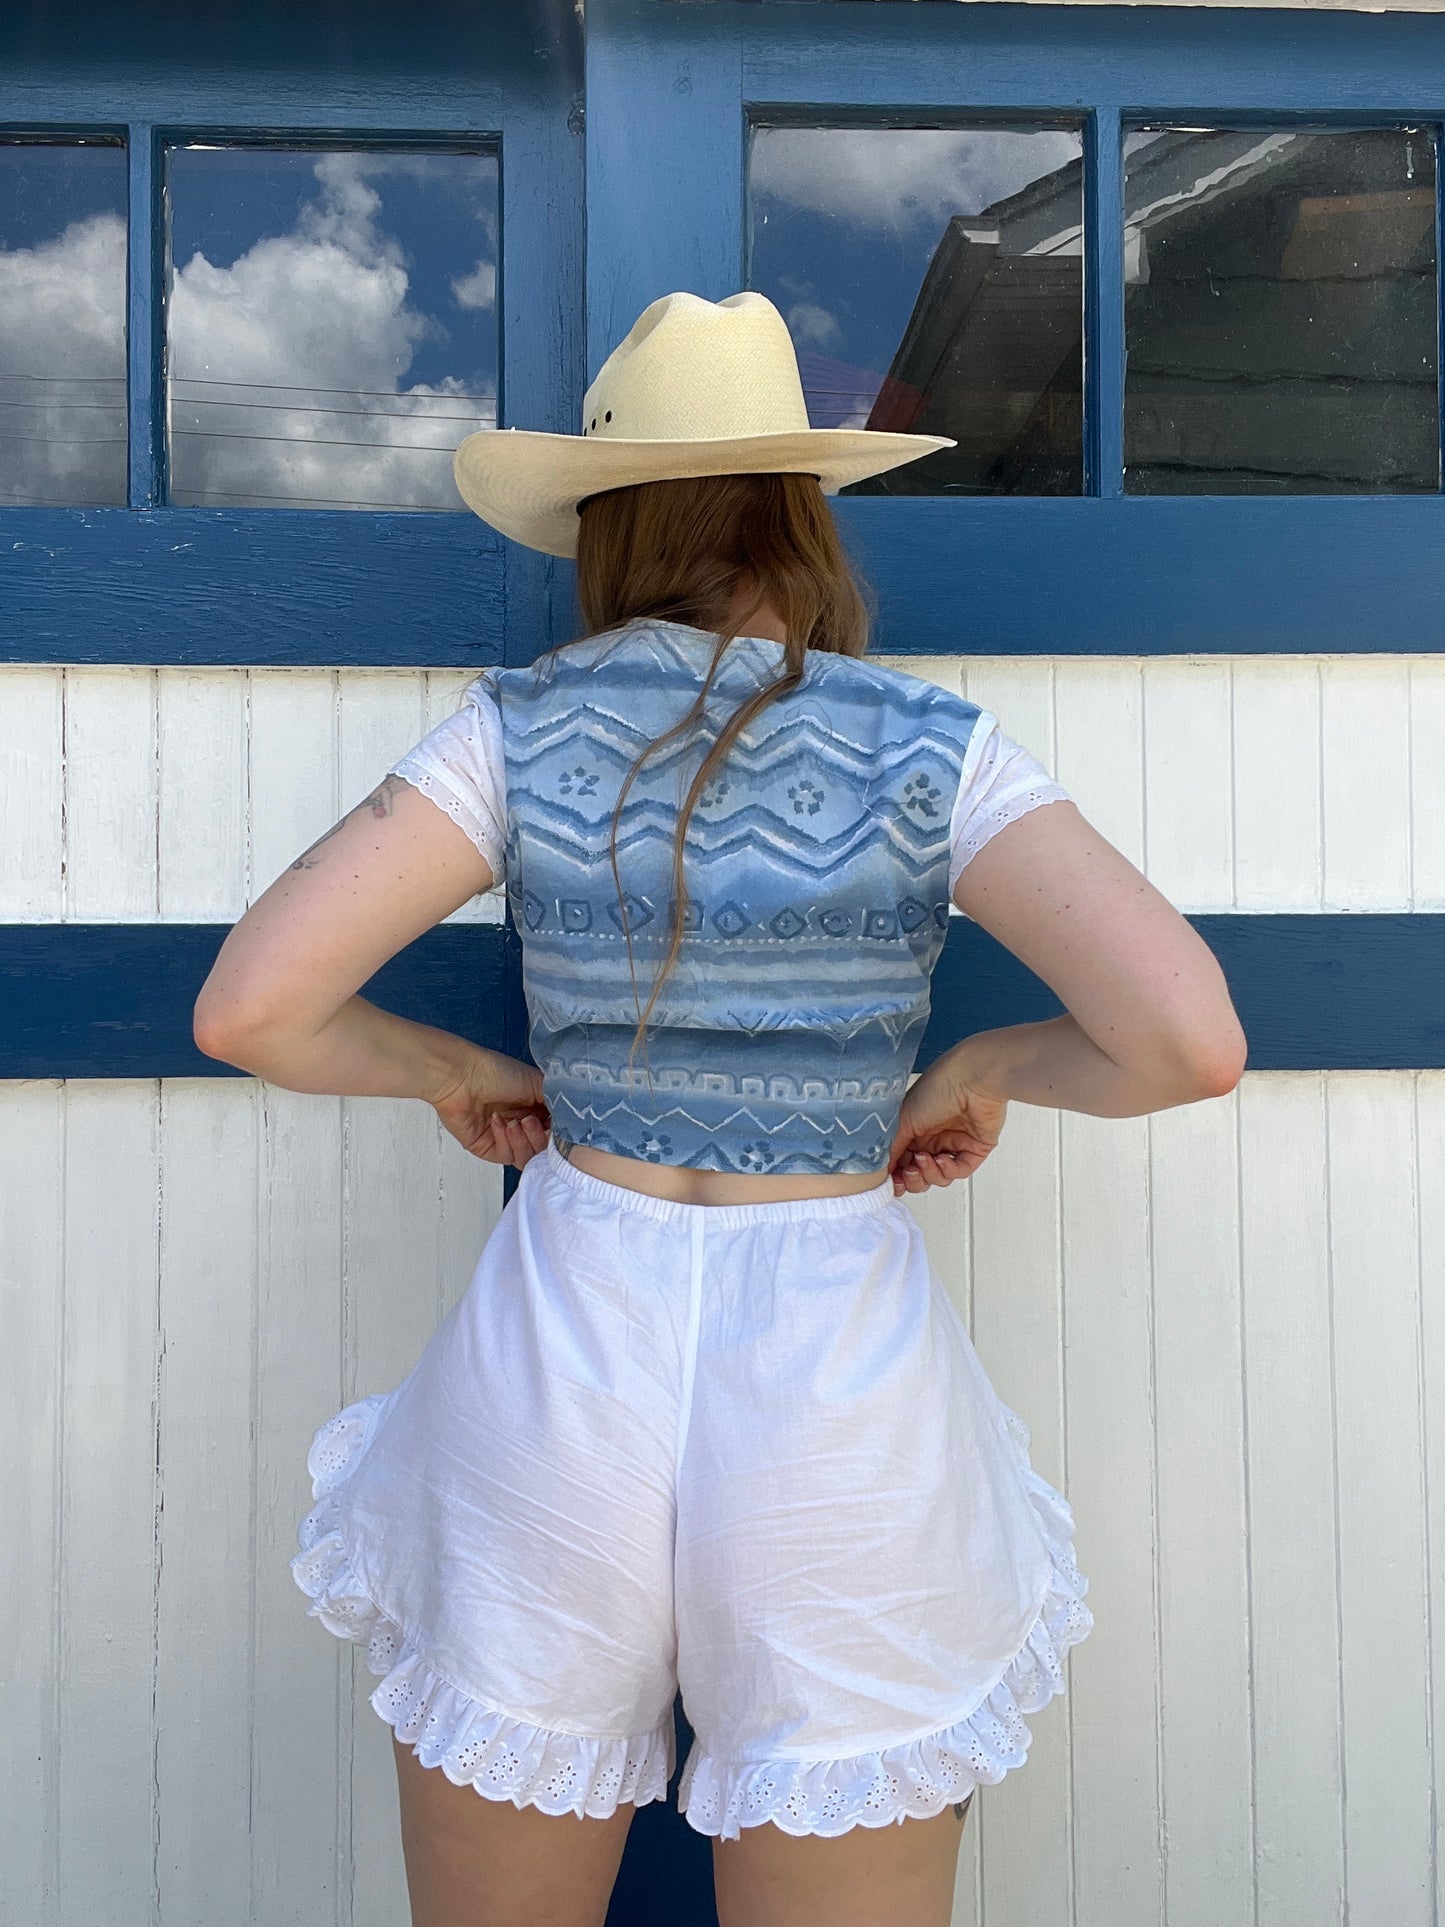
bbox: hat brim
[451,426,956,557]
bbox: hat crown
[581,291,813,443]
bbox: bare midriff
[559,1138,890,1205]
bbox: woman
[195,291,1246,1927]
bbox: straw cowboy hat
[452,290,955,557]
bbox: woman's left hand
[887,1043,1009,1196]
[431,1047,552,1168]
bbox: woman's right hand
[888,1043,1009,1196]
[430,1046,552,1169]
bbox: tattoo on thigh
[290,774,408,870]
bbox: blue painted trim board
[14,491,1445,662]
[0,4,510,128]
[1084,108,1124,500]
[0,922,529,1080]
[924,913,1445,1072]
[733,1,1445,107]
[126,125,162,511]
[586,2,743,377]
[0,511,511,665]
[3,916,1441,1079]
[844,496,1445,656]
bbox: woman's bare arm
[943,798,1247,1116]
[889,799,1245,1193]
[192,773,517,1110]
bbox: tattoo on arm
[289,774,409,871]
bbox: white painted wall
[4,657,1444,922]
[2,661,1442,1925]
[4,1073,1441,1924]
[0,1078,504,1927]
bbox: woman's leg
[393,1736,637,1927]
[711,1795,972,1927]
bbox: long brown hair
[572,470,875,1082]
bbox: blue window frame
[586,0,1445,653]
[0,1,583,666]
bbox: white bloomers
[291,1142,1093,1840]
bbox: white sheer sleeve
[948,710,1071,897]
[386,673,508,896]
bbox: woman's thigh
[711,1794,972,1927]
[392,1736,636,1927]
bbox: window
[590,3,1445,651]
[746,118,1440,502]
[748,124,1085,495]
[0,136,126,507]
[1123,126,1438,494]
[164,144,500,511]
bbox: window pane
[1124,127,1439,494]
[748,124,1085,495]
[165,147,499,511]
[0,139,127,509]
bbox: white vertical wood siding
[945,1074,1441,1927]
[2,657,1442,1925]
[3,1074,1441,1925]
[3,658,1444,920]
[0,1080,503,1927]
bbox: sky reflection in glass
[749,125,1085,495]
[165,147,499,511]
[0,139,127,508]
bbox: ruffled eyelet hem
[289,1394,675,1820]
[677,1401,1094,1841]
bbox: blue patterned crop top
[389,617,1070,1175]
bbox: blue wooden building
[3,2,1443,1921]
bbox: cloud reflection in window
[165,147,499,512]
[0,139,127,509]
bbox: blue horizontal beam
[11,493,1445,663]
[0,922,529,1079]
[923,913,1445,1071]
[0,2,513,129]
[0,509,511,665]
[735,0,1445,108]
[2,915,1441,1079]
[844,495,1445,657]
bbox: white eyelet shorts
[291,1141,1093,1840]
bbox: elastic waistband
[534,1141,899,1228]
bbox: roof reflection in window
[748,124,1085,496]
[1123,127,1439,494]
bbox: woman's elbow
[192,984,273,1067]
[193,1000,244,1065]
[1167,1013,1249,1103]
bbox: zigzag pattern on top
[499,697,979,782]
[507,810,956,888]
[492,735,971,892]
[480,617,981,1177]
[546,1090,897,1144]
